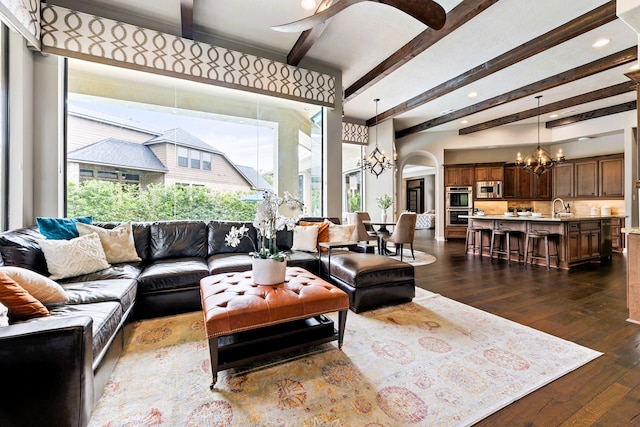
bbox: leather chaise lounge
[0,218,414,427]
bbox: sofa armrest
[0,316,94,427]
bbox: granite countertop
[622,227,640,234]
[462,214,625,222]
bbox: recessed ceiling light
[592,38,610,48]
[629,63,640,71]
[460,120,468,124]
[578,137,591,141]
[468,91,478,98]
[300,0,317,10]
[549,113,558,118]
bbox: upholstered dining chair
[346,212,378,244]
[383,212,417,261]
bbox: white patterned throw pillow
[39,233,111,280]
[77,222,141,264]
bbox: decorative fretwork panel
[342,122,368,145]
[40,4,336,108]
[0,0,39,48]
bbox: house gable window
[190,149,201,169]
[202,152,212,171]
[178,147,188,167]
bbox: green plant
[376,194,392,210]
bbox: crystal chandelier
[359,98,393,178]
[516,95,565,177]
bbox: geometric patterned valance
[342,122,368,145]
[40,4,336,108]
[0,0,39,48]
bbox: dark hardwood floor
[411,229,640,426]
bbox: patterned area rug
[89,289,601,426]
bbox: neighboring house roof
[68,104,162,136]
[145,128,222,153]
[235,165,272,191]
[68,138,168,172]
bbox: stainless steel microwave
[476,181,503,199]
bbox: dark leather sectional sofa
[0,218,413,427]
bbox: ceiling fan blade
[379,0,446,30]
[271,0,446,33]
[271,0,365,32]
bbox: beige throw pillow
[292,225,319,252]
[39,233,111,280]
[328,223,356,242]
[0,266,68,304]
[77,222,141,264]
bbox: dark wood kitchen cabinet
[599,156,624,197]
[475,165,504,181]
[553,162,574,198]
[575,160,598,198]
[503,165,551,200]
[554,154,623,199]
[445,165,474,186]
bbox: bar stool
[465,226,482,255]
[490,227,522,263]
[524,230,559,269]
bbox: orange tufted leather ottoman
[200,266,349,388]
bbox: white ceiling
[51,0,639,137]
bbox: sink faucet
[552,198,565,217]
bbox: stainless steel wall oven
[446,186,473,227]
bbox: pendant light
[358,98,393,178]
[515,95,565,176]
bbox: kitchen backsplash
[474,199,625,216]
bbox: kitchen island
[463,214,624,269]
[621,227,640,324]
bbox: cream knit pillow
[77,222,141,264]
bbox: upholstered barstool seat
[524,230,559,269]
[490,228,522,263]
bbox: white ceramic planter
[252,258,287,285]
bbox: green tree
[67,180,257,222]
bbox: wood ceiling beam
[180,0,194,40]
[287,0,338,66]
[344,0,499,101]
[395,46,638,138]
[458,82,635,135]
[545,100,637,128]
[367,0,617,127]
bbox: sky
[69,95,276,173]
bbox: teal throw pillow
[36,216,93,240]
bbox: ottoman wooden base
[200,267,349,388]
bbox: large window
[65,59,323,222]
